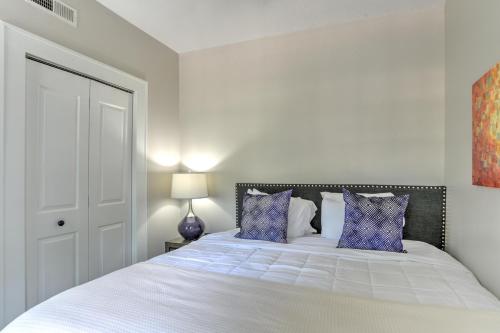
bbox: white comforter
[4,230,500,333]
[150,230,499,310]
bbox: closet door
[89,81,132,280]
[26,60,90,308]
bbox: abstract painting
[473,62,500,188]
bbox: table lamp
[171,173,208,240]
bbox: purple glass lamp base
[178,215,205,241]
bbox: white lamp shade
[171,173,208,199]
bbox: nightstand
[164,237,192,253]
[165,234,210,253]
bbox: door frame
[0,21,148,325]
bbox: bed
[3,184,500,332]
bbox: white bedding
[5,260,500,333]
[4,230,500,332]
[150,229,500,310]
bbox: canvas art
[472,62,500,188]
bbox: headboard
[235,183,447,250]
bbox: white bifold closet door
[88,81,132,280]
[26,60,132,308]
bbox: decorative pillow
[235,190,292,243]
[247,188,316,238]
[337,189,409,252]
[320,191,402,241]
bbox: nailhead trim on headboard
[235,183,447,250]
[442,188,447,249]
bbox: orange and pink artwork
[473,62,500,188]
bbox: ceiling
[96,0,445,53]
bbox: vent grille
[26,0,77,27]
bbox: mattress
[150,230,500,310]
[4,230,500,333]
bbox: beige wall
[0,0,180,258]
[445,0,500,297]
[179,8,445,232]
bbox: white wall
[445,0,500,297]
[0,0,181,258]
[179,8,445,232]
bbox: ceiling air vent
[26,0,77,27]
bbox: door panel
[38,87,80,211]
[89,81,132,280]
[99,222,126,276]
[26,60,90,308]
[98,103,126,204]
[37,233,78,301]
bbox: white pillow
[320,191,404,241]
[320,192,394,200]
[247,189,317,238]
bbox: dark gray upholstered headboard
[235,183,447,250]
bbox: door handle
[57,220,65,227]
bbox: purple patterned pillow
[337,189,409,252]
[235,190,292,243]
